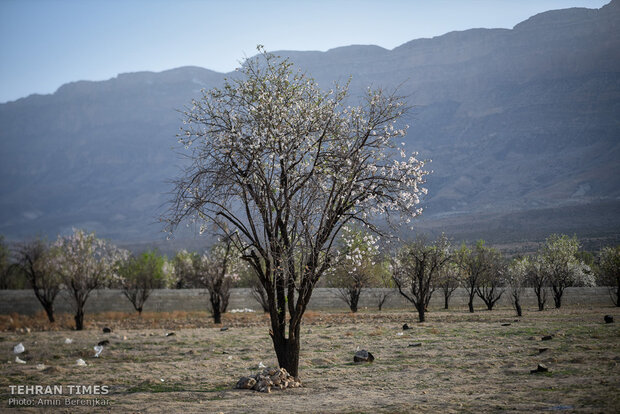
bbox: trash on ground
[13,343,25,354]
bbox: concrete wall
[0,287,613,316]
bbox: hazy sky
[0,0,610,103]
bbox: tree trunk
[210,291,222,324]
[349,290,360,313]
[486,300,494,311]
[535,287,546,311]
[554,294,562,309]
[418,307,426,322]
[615,285,620,307]
[444,294,449,310]
[44,306,55,323]
[272,326,301,378]
[137,307,143,316]
[212,307,222,324]
[468,294,475,313]
[514,299,522,317]
[74,308,84,331]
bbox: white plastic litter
[64,338,73,344]
[76,359,87,366]
[227,356,233,360]
[396,332,404,336]
[13,343,25,354]
[36,364,46,370]
[230,308,255,313]
[258,361,266,369]
[93,345,103,358]
[15,356,26,364]
[160,378,165,382]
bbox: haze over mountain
[1,1,619,249]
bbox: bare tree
[118,251,174,315]
[475,250,505,311]
[193,238,240,324]
[14,239,61,322]
[53,229,126,330]
[525,256,548,311]
[540,234,593,308]
[249,276,270,313]
[506,256,529,317]
[370,259,395,311]
[165,48,429,376]
[599,246,620,306]
[392,236,450,322]
[457,241,497,313]
[437,261,461,310]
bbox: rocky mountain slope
[1,1,619,246]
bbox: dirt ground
[0,305,619,413]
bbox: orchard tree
[437,261,461,309]
[391,236,450,322]
[328,226,380,313]
[526,255,548,311]
[540,234,593,308]
[53,229,127,330]
[598,246,620,306]
[475,249,505,311]
[506,256,529,317]
[14,239,61,322]
[165,47,429,377]
[457,241,497,313]
[117,251,174,315]
[193,238,241,324]
[172,249,197,288]
[370,258,394,311]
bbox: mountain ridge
[1,1,619,247]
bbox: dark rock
[354,349,375,363]
[501,323,511,326]
[220,327,229,331]
[402,324,411,330]
[166,332,176,337]
[541,335,553,341]
[539,348,549,354]
[235,376,257,389]
[102,327,112,334]
[97,340,110,346]
[530,363,549,374]
[408,343,422,347]
[604,315,614,324]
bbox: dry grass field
[1,305,619,413]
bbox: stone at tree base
[102,327,112,333]
[235,367,301,393]
[354,349,375,363]
[235,377,256,389]
[539,348,549,354]
[402,323,411,330]
[97,340,110,346]
[408,343,422,347]
[530,364,549,374]
[541,335,553,341]
[604,315,614,324]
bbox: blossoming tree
[53,229,127,330]
[599,246,620,306]
[193,238,241,324]
[166,47,429,377]
[540,234,593,308]
[328,226,380,313]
